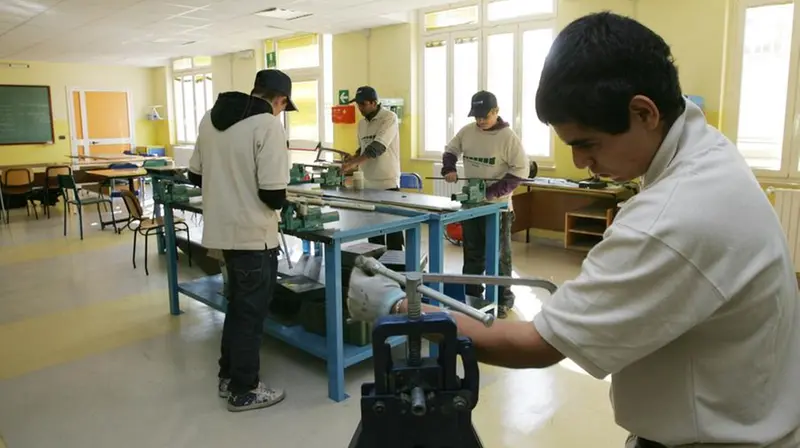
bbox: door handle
[90,140,100,144]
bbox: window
[419,1,556,162]
[172,56,214,144]
[266,34,334,152]
[727,0,800,178]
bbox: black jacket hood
[210,91,273,131]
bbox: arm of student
[188,116,205,187]
[442,128,464,176]
[256,120,290,210]
[533,224,725,378]
[486,132,529,199]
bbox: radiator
[772,188,800,272]
[432,163,465,197]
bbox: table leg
[485,211,500,313]
[324,241,346,402]
[152,178,166,253]
[405,224,421,271]
[162,204,182,316]
[427,219,444,358]
[525,186,531,243]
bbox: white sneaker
[227,382,286,412]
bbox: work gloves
[347,267,406,322]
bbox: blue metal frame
[156,186,430,402]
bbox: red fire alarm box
[332,105,356,124]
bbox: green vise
[289,164,313,185]
[319,166,345,187]
[281,203,340,233]
[171,185,203,203]
[451,179,487,205]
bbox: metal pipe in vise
[354,256,496,328]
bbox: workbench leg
[426,219,445,358]
[302,240,311,255]
[405,224,421,271]
[163,205,182,315]
[324,241,346,402]
[485,212,500,313]
[153,178,166,254]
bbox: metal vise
[289,164,313,185]
[319,166,345,187]
[170,185,203,203]
[451,179,487,205]
[280,202,339,233]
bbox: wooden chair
[120,190,191,275]
[1,168,38,221]
[43,165,71,219]
[57,174,118,240]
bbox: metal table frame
[153,183,430,403]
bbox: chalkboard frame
[0,84,55,146]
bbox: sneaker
[227,382,286,412]
[218,378,231,398]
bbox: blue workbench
[157,196,429,402]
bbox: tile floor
[0,201,629,448]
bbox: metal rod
[426,176,537,182]
[398,273,558,294]
[279,229,293,270]
[355,256,495,327]
[410,386,427,416]
[287,195,376,211]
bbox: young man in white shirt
[441,91,529,318]
[341,86,404,250]
[346,12,800,447]
[189,69,295,412]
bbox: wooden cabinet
[564,205,616,251]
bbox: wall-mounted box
[382,98,404,124]
[332,104,356,124]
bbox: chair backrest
[3,168,32,187]
[120,190,144,220]
[399,172,423,191]
[45,165,72,188]
[56,173,78,195]
[142,159,167,168]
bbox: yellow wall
[332,0,736,192]
[0,61,160,165]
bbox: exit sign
[338,89,350,105]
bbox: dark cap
[253,69,298,112]
[468,91,498,118]
[349,86,379,104]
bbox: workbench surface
[172,198,421,243]
[288,184,462,213]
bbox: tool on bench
[348,257,558,448]
[314,142,353,163]
[289,163,346,187]
[451,179,487,205]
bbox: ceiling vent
[255,7,312,21]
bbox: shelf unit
[564,205,616,251]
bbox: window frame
[417,0,557,164]
[723,0,800,180]
[171,60,214,146]
[266,33,334,151]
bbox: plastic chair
[400,172,423,191]
[58,174,118,240]
[120,190,191,276]
[1,168,38,221]
[43,165,71,219]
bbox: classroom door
[69,89,134,158]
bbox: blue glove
[347,267,406,322]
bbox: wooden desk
[511,178,635,247]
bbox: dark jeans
[218,248,278,395]
[461,211,515,307]
[367,187,405,250]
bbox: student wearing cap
[189,69,297,412]
[342,86,404,250]
[346,12,800,447]
[441,90,529,319]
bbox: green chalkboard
[0,85,55,145]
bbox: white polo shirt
[189,110,289,251]
[534,100,800,446]
[357,107,401,190]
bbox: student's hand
[444,172,459,183]
[347,267,406,322]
